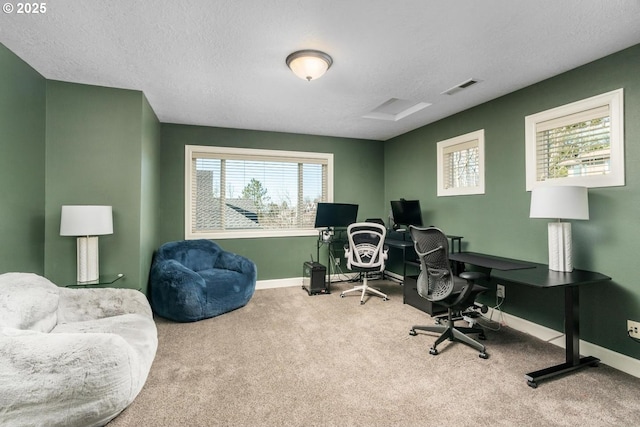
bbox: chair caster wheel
[479,352,489,359]
[527,380,538,389]
[383,297,388,301]
[340,293,345,298]
[360,300,365,305]
[409,329,417,336]
[429,348,438,356]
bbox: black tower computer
[302,261,328,295]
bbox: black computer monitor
[314,203,359,228]
[390,199,423,228]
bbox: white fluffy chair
[0,272,158,427]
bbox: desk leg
[327,242,332,289]
[524,286,600,388]
[401,246,407,284]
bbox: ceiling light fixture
[286,50,333,82]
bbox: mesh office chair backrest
[409,226,454,301]
[346,222,387,272]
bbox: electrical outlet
[496,284,505,298]
[628,320,640,338]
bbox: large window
[436,129,485,197]
[185,145,333,239]
[525,89,624,190]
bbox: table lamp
[60,205,113,282]
[529,186,589,272]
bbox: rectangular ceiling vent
[441,78,481,96]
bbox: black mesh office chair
[341,222,389,304]
[408,226,489,359]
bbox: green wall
[0,44,46,274]
[139,96,161,290]
[159,124,385,280]
[43,81,160,292]
[2,37,639,360]
[384,44,640,359]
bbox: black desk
[316,233,348,290]
[316,232,419,287]
[387,234,463,284]
[449,251,611,388]
[384,239,415,282]
[320,231,462,287]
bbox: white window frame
[185,145,334,239]
[436,129,485,197]
[525,88,624,191]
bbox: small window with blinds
[437,129,485,197]
[525,89,624,190]
[185,145,333,239]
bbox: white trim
[383,270,404,283]
[256,273,359,290]
[525,88,625,191]
[192,229,320,240]
[256,277,302,290]
[436,129,485,197]
[487,307,640,379]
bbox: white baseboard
[256,277,302,290]
[256,273,358,291]
[487,307,640,379]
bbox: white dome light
[286,50,333,82]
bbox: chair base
[409,319,488,359]
[434,303,487,325]
[340,275,388,305]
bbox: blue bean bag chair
[150,240,257,322]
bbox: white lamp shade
[286,50,332,81]
[60,205,113,236]
[529,186,589,220]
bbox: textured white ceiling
[1,0,639,141]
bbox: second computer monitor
[314,202,359,229]
[390,199,423,229]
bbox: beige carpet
[108,280,640,427]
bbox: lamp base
[548,222,572,272]
[77,236,99,283]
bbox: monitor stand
[320,228,333,242]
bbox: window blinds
[442,139,480,189]
[535,105,611,181]
[191,153,327,233]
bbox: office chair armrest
[344,243,351,257]
[459,271,484,281]
[451,271,486,307]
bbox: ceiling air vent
[441,78,481,96]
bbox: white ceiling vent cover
[441,78,481,95]
[363,98,432,121]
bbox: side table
[66,273,127,289]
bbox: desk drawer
[403,275,446,316]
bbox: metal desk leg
[524,286,600,388]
